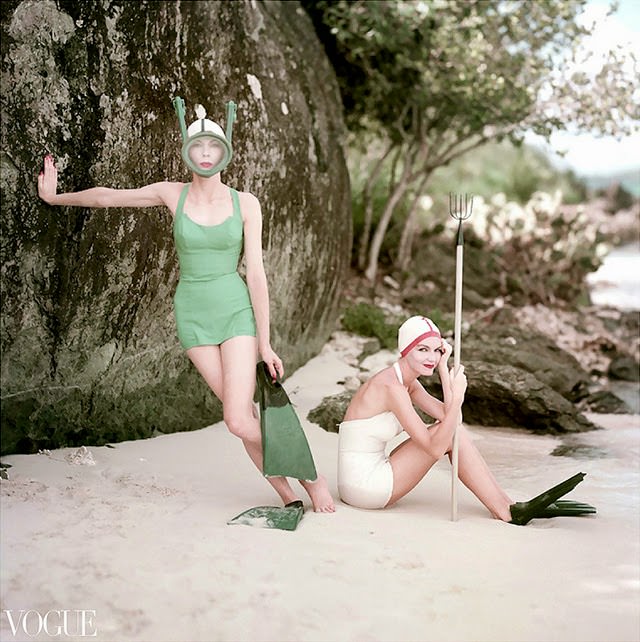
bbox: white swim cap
[186,110,226,139]
[398,316,441,356]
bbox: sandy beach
[1,333,639,642]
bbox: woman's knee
[458,424,475,449]
[445,424,470,456]
[456,424,469,439]
[223,406,258,441]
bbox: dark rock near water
[460,361,595,433]
[608,354,639,382]
[437,321,596,430]
[1,1,350,454]
[462,323,591,402]
[579,390,631,414]
[551,442,610,460]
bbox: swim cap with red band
[398,316,441,356]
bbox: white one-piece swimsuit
[337,363,405,509]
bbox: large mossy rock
[1,0,351,454]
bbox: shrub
[341,303,400,349]
[447,190,607,305]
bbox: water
[587,242,640,310]
[586,242,640,413]
[474,415,640,517]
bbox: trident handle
[451,242,464,521]
[448,192,473,522]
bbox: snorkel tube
[172,96,236,177]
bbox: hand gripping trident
[448,193,473,521]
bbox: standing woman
[37,98,334,513]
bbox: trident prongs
[448,192,474,222]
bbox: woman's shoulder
[367,367,408,399]
[233,189,261,220]
[145,180,187,201]
[151,180,186,191]
[372,365,400,383]
[348,368,408,418]
[234,189,260,206]
[149,181,188,214]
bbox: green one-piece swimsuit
[173,183,256,349]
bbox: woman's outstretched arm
[38,155,176,209]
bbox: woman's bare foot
[300,475,335,513]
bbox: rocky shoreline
[309,239,639,435]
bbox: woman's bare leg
[188,339,334,512]
[187,341,298,506]
[449,425,512,520]
[221,337,333,512]
[387,437,440,506]
[387,424,512,520]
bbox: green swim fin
[539,499,596,518]
[509,472,592,525]
[256,361,318,482]
[227,500,304,531]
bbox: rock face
[1,1,351,454]
[457,362,595,433]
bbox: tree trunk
[396,205,418,274]
[357,143,394,270]
[364,142,428,282]
[364,155,415,282]
[395,172,431,272]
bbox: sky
[526,0,640,178]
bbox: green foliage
[304,0,638,279]
[427,141,589,209]
[341,303,400,349]
[341,303,452,347]
[349,139,590,264]
[306,0,638,145]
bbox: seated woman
[337,316,595,524]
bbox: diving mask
[172,97,236,177]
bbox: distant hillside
[582,168,640,197]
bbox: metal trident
[449,192,474,242]
[448,192,474,522]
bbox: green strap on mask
[172,96,188,142]
[173,96,235,144]
[225,101,236,145]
